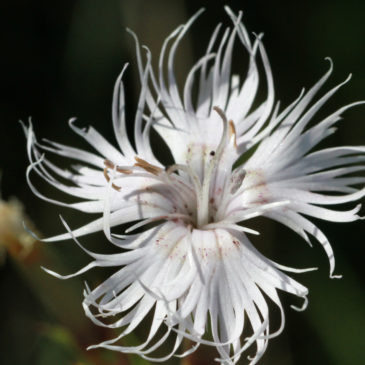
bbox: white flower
[24,7,365,365]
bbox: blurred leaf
[12,240,95,341]
[307,259,365,364]
[36,325,93,365]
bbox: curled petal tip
[330,274,343,279]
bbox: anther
[103,167,109,181]
[104,159,115,168]
[104,159,132,174]
[103,161,122,191]
[112,183,122,192]
[213,106,227,123]
[210,151,215,156]
[228,120,237,148]
[134,156,163,175]
[116,166,132,174]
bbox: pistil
[198,106,232,227]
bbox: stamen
[197,106,232,227]
[116,166,133,174]
[134,156,163,175]
[104,159,115,169]
[103,167,122,192]
[103,160,122,191]
[229,120,237,148]
[103,167,109,181]
[104,159,132,174]
[212,106,228,123]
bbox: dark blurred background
[1,1,365,364]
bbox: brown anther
[103,167,122,192]
[103,167,110,182]
[104,159,132,175]
[116,166,132,174]
[104,159,115,169]
[228,120,237,148]
[213,106,228,123]
[111,183,122,192]
[134,156,163,175]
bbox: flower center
[103,107,247,231]
[160,106,240,229]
